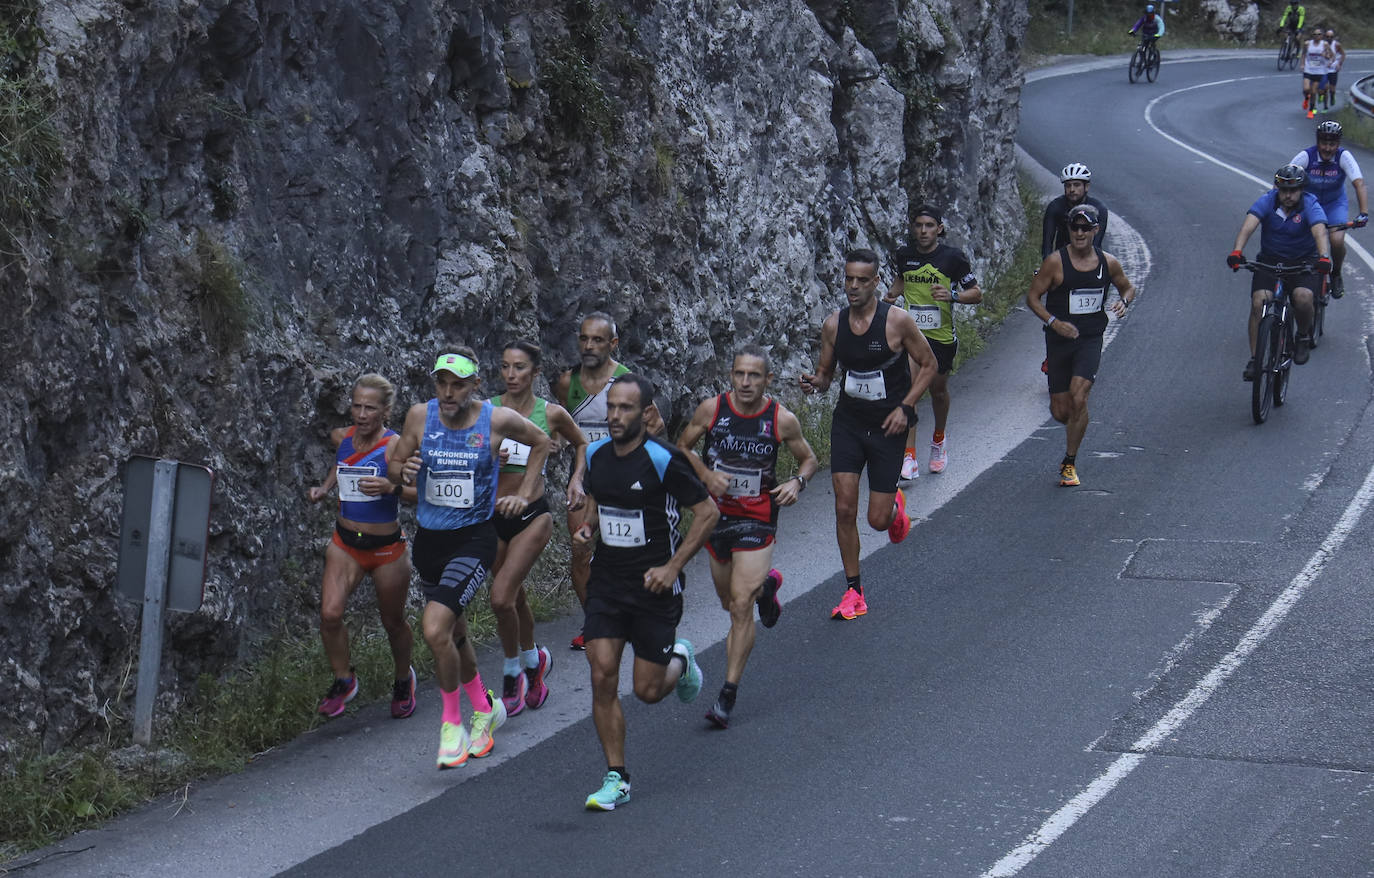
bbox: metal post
[133,459,177,746]
[1067,0,1075,36]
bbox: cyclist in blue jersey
[1128,4,1165,43]
[1227,165,1332,379]
[389,348,551,769]
[1290,120,1369,297]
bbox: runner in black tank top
[1026,205,1137,488]
[800,248,938,622]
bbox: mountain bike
[1277,30,1299,71]
[1128,37,1161,83]
[1239,261,1315,424]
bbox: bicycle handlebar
[1237,260,1316,275]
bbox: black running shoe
[1331,274,1344,299]
[1294,334,1312,365]
[756,569,783,629]
[1243,357,1256,382]
[705,698,730,729]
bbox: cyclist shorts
[1250,265,1319,296]
[1319,201,1348,227]
[1327,72,1339,87]
[705,515,777,562]
[1045,332,1104,394]
[414,521,498,614]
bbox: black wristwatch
[902,404,917,422]
[794,474,807,491]
[392,482,404,497]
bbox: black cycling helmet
[1316,120,1342,140]
[1274,164,1307,189]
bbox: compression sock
[905,446,916,457]
[462,675,492,713]
[503,656,521,678]
[846,574,862,595]
[521,646,540,670]
[440,687,463,725]
[718,682,738,712]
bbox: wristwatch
[794,474,808,491]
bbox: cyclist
[1227,166,1332,380]
[1127,4,1165,45]
[1277,0,1305,41]
[1301,27,1333,118]
[1289,120,1369,298]
[1323,29,1344,111]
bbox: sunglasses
[1069,223,1096,232]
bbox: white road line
[986,69,1374,878]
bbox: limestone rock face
[1199,0,1260,42]
[1,0,1027,751]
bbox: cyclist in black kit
[1042,163,1109,259]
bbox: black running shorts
[829,407,906,494]
[413,521,498,614]
[1045,332,1104,394]
[583,587,682,665]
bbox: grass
[0,1,62,260]
[1330,106,1374,152]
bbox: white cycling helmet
[1060,162,1092,183]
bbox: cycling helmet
[1274,164,1307,189]
[1316,120,1342,140]
[1060,162,1092,183]
[1145,4,1154,12]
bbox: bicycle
[1128,37,1161,83]
[1238,260,1318,424]
[1277,30,1299,71]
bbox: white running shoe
[900,454,919,480]
[929,438,948,474]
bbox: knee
[1050,402,1069,424]
[421,616,451,649]
[320,604,345,630]
[590,667,619,700]
[633,679,667,704]
[489,589,518,618]
[729,594,755,621]
[834,497,859,522]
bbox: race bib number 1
[908,304,942,331]
[715,463,762,498]
[844,369,887,402]
[426,469,475,508]
[599,505,646,547]
[1069,288,1104,315]
[337,465,378,503]
[500,438,531,467]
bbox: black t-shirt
[584,435,709,593]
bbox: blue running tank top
[336,427,400,524]
[416,399,498,530]
[1302,145,1348,207]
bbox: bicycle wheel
[1312,293,1325,347]
[1253,314,1277,424]
[1287,43,1299,71]
[1274,316,1292,408]
[1146,46,1160,82]
[1277,42,1287,71]
[1128,48,1143,83]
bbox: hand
[565,479,586,511]
[1316,256,1332,275]
[402,454,422,484]
[1355,213,1369,229]
[880,406,911,438]
[307,485,328,503]
[931,284,951,303]
[770,477,802,507]
[1227,250,1244,271]
[799,373,818,394]
[1110,298,1128,318]
[572,523,596,548]
[494,494,531,518]
[703,470,730,498]
[642,563,679,594]
[357,475,392,496]
[498,446,510,465]
[1053,319,1080,340]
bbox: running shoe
[1307,109,1316,119]
[1059,463,1080,487]
[1243,357,1256,382]
[390,666,416,719]
[1040,357,1048,375]
[831,587,867,620]
[757,569,783,629]
[1331,274,1344,299]
[1294,334,1311,365]
[673,639,703,703]
[585,770,631,811]
[570,631,586,651]
[501,672,528,718]
[705,698,731,729]
[467,690,507,758]
[437,721,470,769]
[888,488,910,543]
[524,645,552,710]
[900,453,919,481]
[318,672,358,718]
[929,438,948,474]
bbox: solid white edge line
[986,68,1374,878]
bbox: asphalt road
[13,51,1374,878]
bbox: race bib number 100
[599,505,647,547]
[426,469,475,508]
[1069,288,1104,315]
[337,465,378,503]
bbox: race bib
[425,469,475,508]
[843,369,887,401]
[599,505,646,547]
[500,437,531,467]
[581,421,610,443]
[908,304,942,331]
[337,465,378,503]
[1069,288,1104,315]
[715,462,762,498]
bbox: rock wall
[0,0,1027,752]
[1199,0,1260,42]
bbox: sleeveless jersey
[891,242,978,344]
[567,362,631,444]
[416,399,499,530]
[835,300,910,426]
[1300,145,1351,207]
[702,394,780,524]
[336,427,400,524]
[1303,40,1329,75]
[493,395,549,474]
[1045,246,1111,337]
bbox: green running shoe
[673,639,703,703]
[585,770,631,811]
[437,721,470,769]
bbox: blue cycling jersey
[1247,189,1327,262]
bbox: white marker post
[133,460,177,745]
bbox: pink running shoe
[831,588,867,620]
[318,673,359,718]
[501,671,528,718]
[524,645,552,710]
[888,488,911,543]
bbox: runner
[1301,27,1333,118]
[576,374,719,810]
[388,348,551,769]
[676,345,819,728]
[1290,120,1368,299]
[1040,164,1109,376]
[554,312,663,651]
[1227,165,1331,377]
[884,205,983,479]
[1323,29,1344,112]
[1026,205,1137,488]
[307,373,417,720]
[490,340,589,717]
[800,248,937,620]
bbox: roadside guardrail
[1353,74,1374,120]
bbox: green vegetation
[0,1,61,259]
[954,173,1043,368]
[1330,106,1374,151]
[193,232,252,351]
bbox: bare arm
[491,407,552,517]
[1231,213,1261,253]
[1353,178,1368,216]
[1027,252,1078,339]
[547,403,588,510]
[387,404,428,486]
[800,314,838,394]
[676,397,728,496]
[886,309,937,437]
[1106,254,1136,317]
[771,406,818,508]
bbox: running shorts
[830,407,906,495]
[413,521,498,614]
[492,495,551,543]
[1045,332,1104,394]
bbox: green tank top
[493,395,549,474]
[566,362,631,418]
